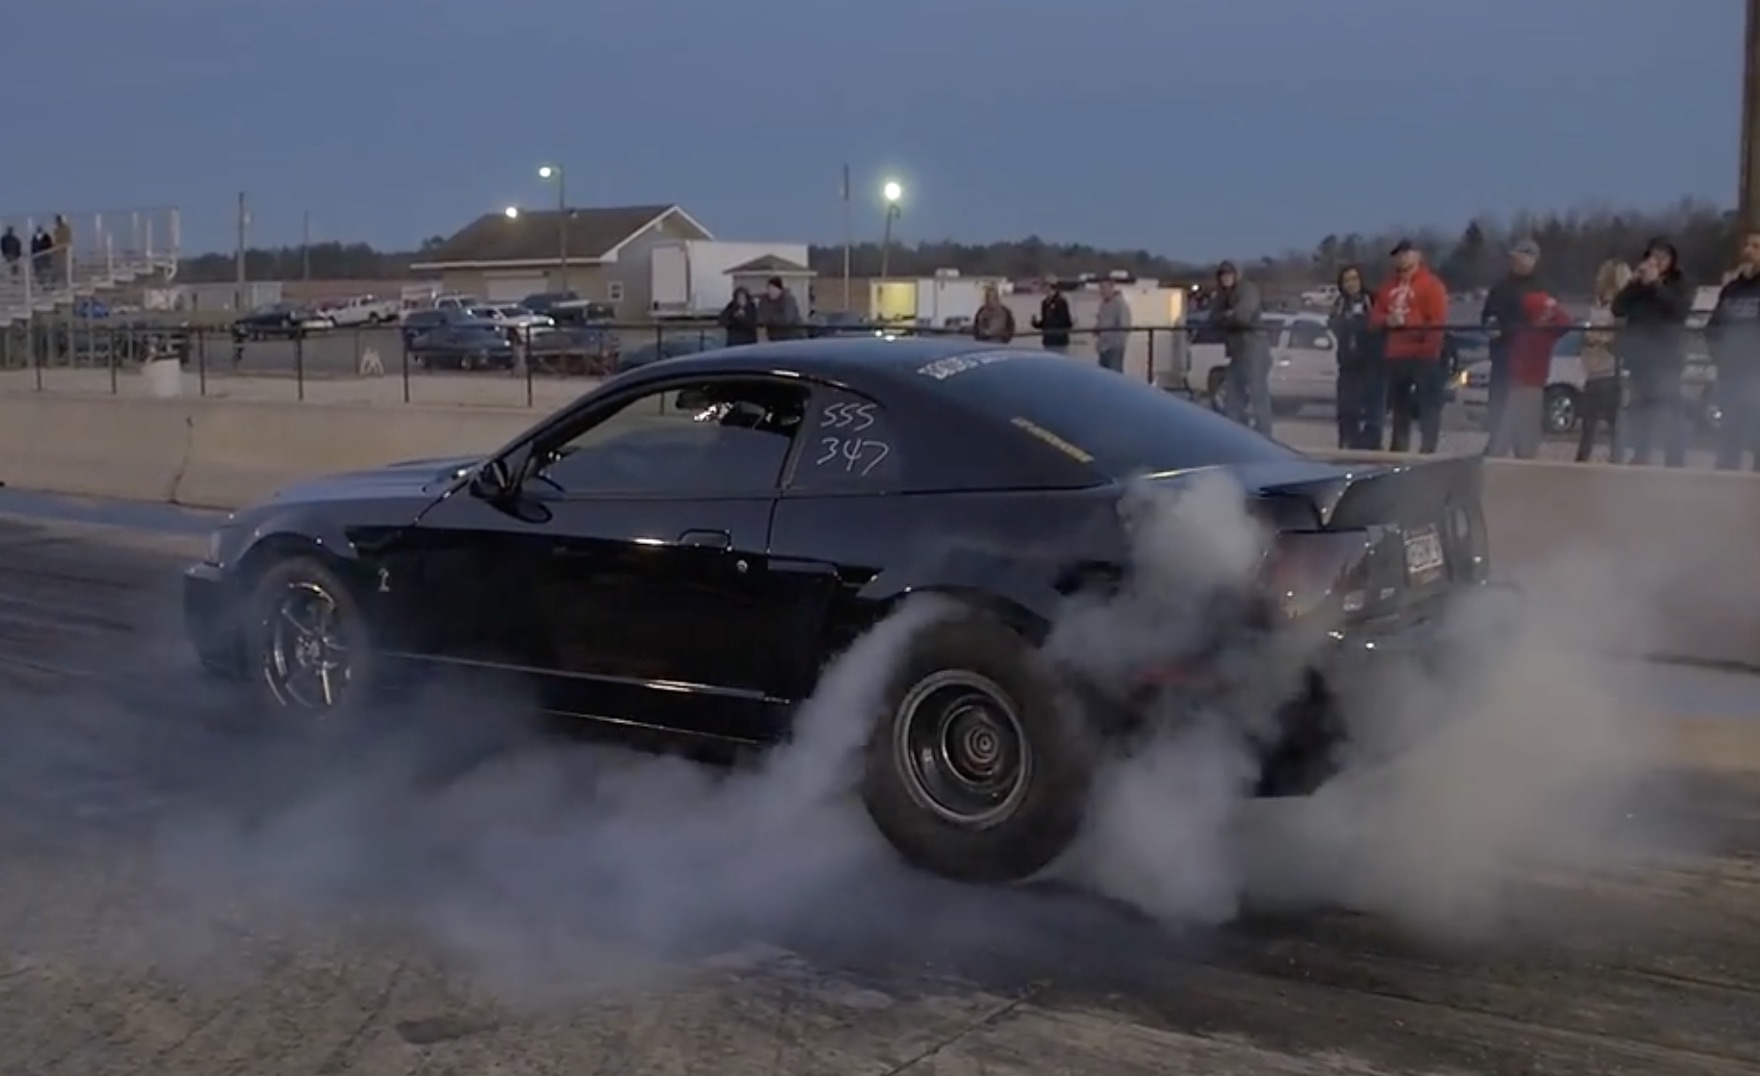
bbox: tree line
[174,199,1742,294]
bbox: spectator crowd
[0,215,75,288]
[1163,233,1758,471]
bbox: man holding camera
[1611,237,1692,467]
[1707,230,1760,470]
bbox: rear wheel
[1206,367,1228,412]
[245,556,374,719]
[860,616,1092,884]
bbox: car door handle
[678,529,732,550]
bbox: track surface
[1,514,1758,1075]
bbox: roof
[617,336,1007,388]
[724,254,814,276]
[409,204,712,269]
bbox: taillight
[1259,530,1371,621]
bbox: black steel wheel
[861,615,1093,884]
[247,556,372,716]
[892,669,1032,829]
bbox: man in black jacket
[1611,237,1693,467]
[1478,238,1545,447]
[1030,281,1072,352]
[0,226,20,279]
[1708,230,1760,470]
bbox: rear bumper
[184,562,244,675]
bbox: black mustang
[185,337,1491,885]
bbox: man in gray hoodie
[1208,261,1274,434]
[1094,279,1131,373]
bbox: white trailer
[649,240,812,317]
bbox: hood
[266,454,482,506]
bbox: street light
[503,205,520,219]
[880,179,904,280]
[538,164,567,289]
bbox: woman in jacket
[1327,264,1382,449]
[1575,260,1629,462]
[1611,237,1692,466]
[719,286,759,347]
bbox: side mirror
[469,457,514,501]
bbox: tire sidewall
[860,615,1094,884]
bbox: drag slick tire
[244,556,376,720]
[860,615,1092,884]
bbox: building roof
[409,204,712,269]
[724,253,814,276]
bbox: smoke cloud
[0,462,1701,1004]
[1048,469,1677,938]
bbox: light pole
[503,205,520,219]
[879,180,903,281]
[539,164,567,289]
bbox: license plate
[1403,526,1445,582]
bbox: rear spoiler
[1265,453,1484,531]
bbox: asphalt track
[0,498,1758,1074]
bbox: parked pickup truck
[324,295,401,327]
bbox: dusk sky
[6,0,1739,260]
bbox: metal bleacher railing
[0,207,181,324]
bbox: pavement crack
[874,982,1042,1076]
[316,960,407,1075]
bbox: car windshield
[922,351,1299,477]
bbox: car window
[538,378,809,497]
[787,389,901,491]
[919,351,1297,478]
[1287,322,1331,350]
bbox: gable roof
[724,253,813,275]
[409,204,712,269]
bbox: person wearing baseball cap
[1369,239,1451,453]
[1478,238,1545,446]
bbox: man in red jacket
[1370,239,1451,453]
[1485,289,1574,459]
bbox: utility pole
[301,210,312,282]
[841,164,852,310]
[233,192,248,310]
[1742,0,1760,231]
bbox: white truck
[325,294,401,326]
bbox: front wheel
[245,556,375,718]
[860,616,1093,884]
[1542,385,1579,435]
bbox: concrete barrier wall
[1,395,1755,667]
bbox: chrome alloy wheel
[261,581,351,710]
[892,670,1033,829]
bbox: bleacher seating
[0,207,180,322]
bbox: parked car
[325,295,401,327]
[519,291,580,314]
[399,308,464,348]
[469,304,555,341]
[526,326,618,376]
[1457,332,1721,437]
[231,303,333,342]
[406,324,518,371]
[548,300,617,327]
[183,336,1496,885]
[1190,312,1338,417]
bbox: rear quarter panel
[766,488,1120,690]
